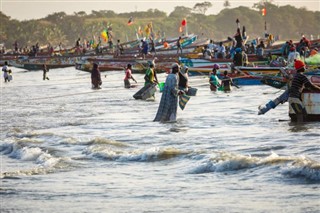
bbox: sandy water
[1,67,319,213]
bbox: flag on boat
[179,18,187,33]
[181,18,187,26]
[261,8,266,16]
[101,29,108,42]
[127,16,133,26]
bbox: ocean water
[1,67,319,213]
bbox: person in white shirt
[287,47,300,66]
[216,42,226,59]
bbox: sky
[0,0,319,21]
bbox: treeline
[0,2,319,48]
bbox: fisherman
[209,64,221,92]
[288,59,320,122]
[233,48,243,67]
[176,37,182,55]
[144,63,157,86]
[124,64,137,88]
[220,71,239,92]
[141,39,149,59]
[43,64,49,80]
[2,61,9,82]
[287,47,300,66]
[154,63,185,122]
[91,63,102,89]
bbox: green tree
[193,2,212,15]
[223,0,231,8]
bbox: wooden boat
[10,55,87,70]
[75,57,178,73]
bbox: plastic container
[158,82,165,92]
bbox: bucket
[158,82,165,92]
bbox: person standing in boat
[209,64,221,92]
[43,64,49,80]
[149,38,156,56]
[141,39,149,59]
[221,71,239,93]
[176,37,182,55]
[124,64,137,88]
[91,63,102,89]
[154,63,185,122]
[2,61,9,83]
[287,47,300,66]
[233,48,244,67]
[288,59,320,122]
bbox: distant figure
[115,39,124,57]
[7,69,13,82]
[216,42,226,59]
[221,71,239,92]
[288,59,320,122]
[43,64,49,80]
[256,40,265,57]
[233,48,243,67]
[153,63,185,122]
[150,38,156,56]
[141,39,148,59]
[176,37,182,55]
[209,64,221,92]
[124,64,137,88]
[287,47,300,65]
[91,63,102,89]
[75,38,81,54]
[2,61,9,82]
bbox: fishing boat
[10,55,86,70]
[75,56,177,73]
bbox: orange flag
[261,8,266,16]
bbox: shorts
[288,97,307,115]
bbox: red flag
[261,8,266,16]
[181,18,187,26]
[127,16,133,26]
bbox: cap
[294,59,305,71]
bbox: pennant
[179,26,183,33]
[181,18,187,26]
[261,8,266,16]
[101,29,108,42]
[179,94,190,110]
[127,16,133,26]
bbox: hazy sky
[1,0,319,21]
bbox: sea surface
[1,67,319,213]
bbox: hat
[294,59,305,71]
[213,64,220,69]
[171,63,180,69]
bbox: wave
[0,142,73,178]
[190,152,320,181]
[83,145,190,162]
